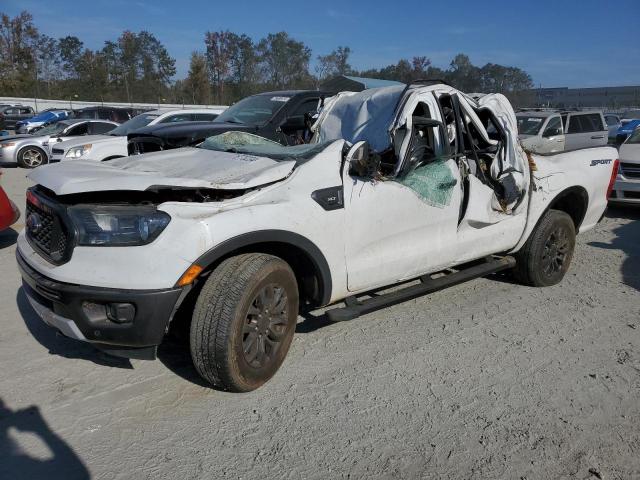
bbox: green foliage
[0,10,535,107]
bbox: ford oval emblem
[26,213,43,234]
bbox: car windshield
[36,122,71,136]
[214,94,291,126]
[199,131,330,162]
[109,114,159,136]
[626,128,640,144]
[517,116,546,135]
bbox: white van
[517,110,608,154]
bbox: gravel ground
[0,166,638,480]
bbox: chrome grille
[620,163,640,179]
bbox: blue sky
[3,0,639,87]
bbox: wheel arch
[18,144,48,162]
[546,185,589,231]
[101,155,125,162]
[189,230,333,308]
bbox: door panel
[343,160,461,292]
[456,175,527,262]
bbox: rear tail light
[606,159,620,200]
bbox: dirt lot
[0,166,638,480]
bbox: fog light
[106,303,136,324]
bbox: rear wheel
[190,253,299,392]
[17,146,47,168]
[514,209,576,287]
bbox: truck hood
[619,143,640,161]
[28,147,296,195]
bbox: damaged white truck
[17,82,619,391]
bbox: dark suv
[0,105,36,131]
[128,90,327,155]
[73,107,138,123]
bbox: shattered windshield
[214,94,291,126]
[626,128,640,144]
[517,116,545,135]
[200,131,331,161]
[36,121,71,136]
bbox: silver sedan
[0,119,118,168]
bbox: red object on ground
[0,173,20,231]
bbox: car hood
[54,135,114,150]
[0,134,32,142]
[620,143,640,161]
[28,147,297,195]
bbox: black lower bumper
[17,250,187,358]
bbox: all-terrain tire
[17,146,47,168]
[513,209,576,287]
[190,253,299,392]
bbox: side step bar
[326,256,516,322]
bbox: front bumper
[0,144,18,165]
[17,250,188,359]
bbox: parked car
[615,119,640,144]
[604,113,622,142]
[127,90,326,155]
[18,82,617,391]
[610,126,640,204]
[517,110,608,153]
[15,110,71,134]
[0,172,20,231]
[0,105,35,131]
[50,108,225,163]
[0,119,118,168]
[73,106,137,123]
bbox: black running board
[326,256,516,322]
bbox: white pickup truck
[16,82,618,392]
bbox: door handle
[591,135,604,139]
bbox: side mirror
[279,115,306,132]
[346,141,371,177]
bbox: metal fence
[0,96,226,113]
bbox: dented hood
[28,147,296,195]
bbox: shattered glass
[202,131,281,149]
[396,159,458,208]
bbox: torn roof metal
[316,85,406,153]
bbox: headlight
[0,143,15,148]
[68,206,171,246]
[65,144,92,158]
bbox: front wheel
[513,209,576,287]
[190,253,299,392]
[17,146,47,168]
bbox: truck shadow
[156,338,212,389]
[16,288,133,369]
[0,398,90,480]
[589,206,640,291]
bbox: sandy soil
[0,166,638,479]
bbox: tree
[35,35,62,97]
[184,52,210,104]
[256,32,312,89]
[100,31,175,103]
[316,46,352,81]
[0,11,40,95]
[204,30,236,103]
[228,33,259,98]
[447,53,479,91]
